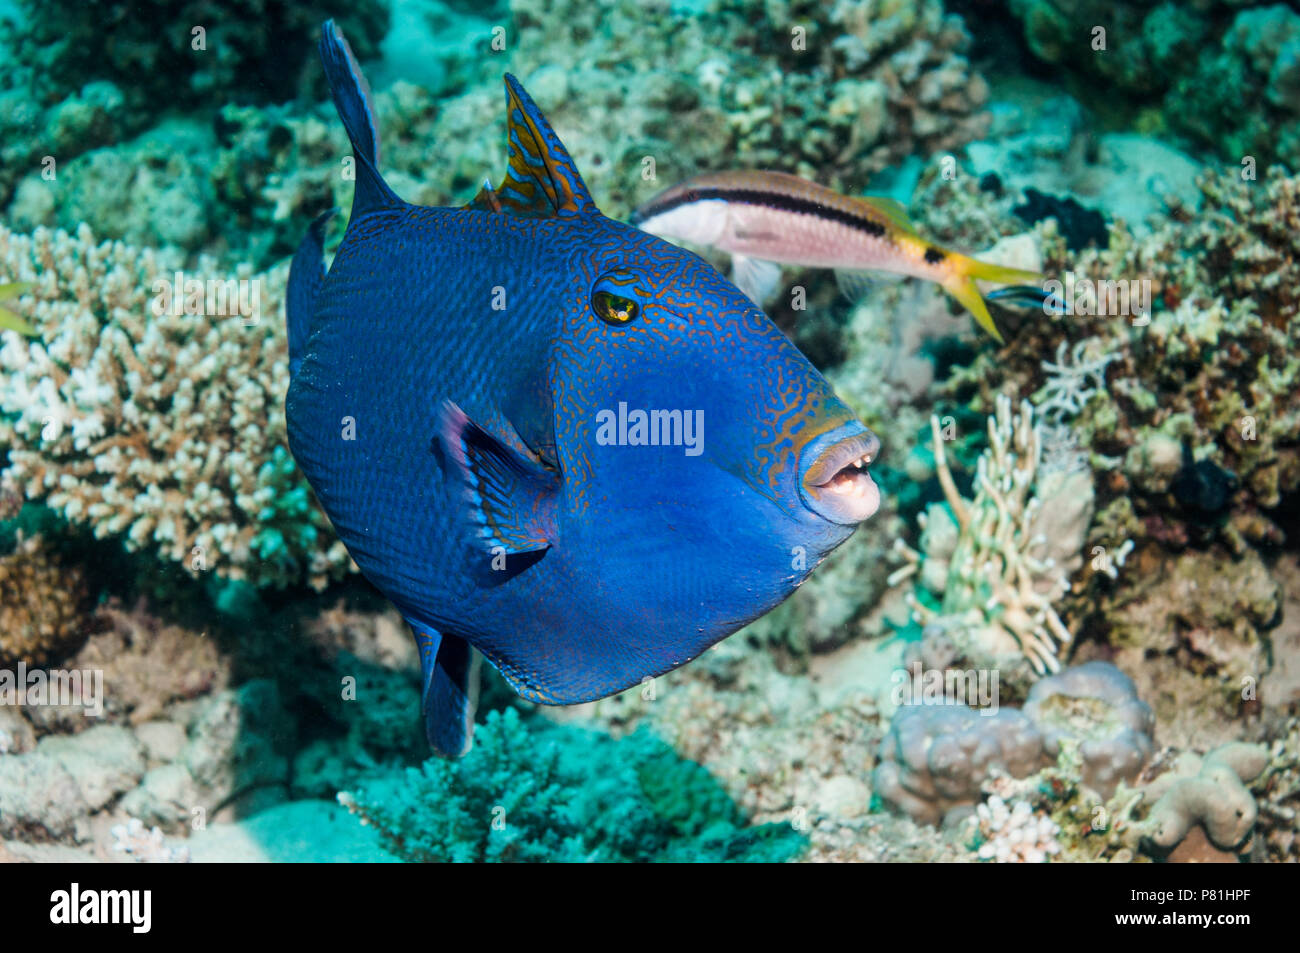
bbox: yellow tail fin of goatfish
[939,258,1040,344]
[0,283,37,337]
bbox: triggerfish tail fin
[318,19,401,217]
[0,282,37,337]
[484,75,596,218]
[940,256,1042,344]
[412,626,480,757]
[286,209,336,378]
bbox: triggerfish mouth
[632,170,1039,342]
[285,23,883,756]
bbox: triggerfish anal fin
[318,19,402,217]
[476,74,596,218]
[0,283,37,337]
[436,400,558,560]
[412,626,480,757]
[286,209,336,378]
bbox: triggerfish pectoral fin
[286,209,336,378]
[412,626,480,757]
[436,400,558,561]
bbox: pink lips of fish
[801,429,882,525]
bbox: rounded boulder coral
[0,534,91,667]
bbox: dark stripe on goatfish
[634,187,889,240]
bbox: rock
[38,725,146,813]
[182,800,399,863]
[120,763,201,829]
[181,680,292,810]
[0,707,35,755]
[0,750,84,838]
[134,720,187,765]
[814,775,871,820]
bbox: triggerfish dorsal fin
[482,75,595,218]
[318,20,402,218]
[436,400,559,559]
[466,177,503,214]
[412,625,480,757]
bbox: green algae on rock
[339,708,808,863]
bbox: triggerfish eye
[592,289,638,324]
[591,273,644,325]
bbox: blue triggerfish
[286,23,884,756]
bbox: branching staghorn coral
[1035,337,1117,424]
[890,395,1089,675]
[0,224,351,589]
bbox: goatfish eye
[593,290,638,325]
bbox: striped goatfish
[632,170,1038,342]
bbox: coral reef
[5,0,994,265]
[873,662,1152,824]
[951,168,1300,552]
[0,533,91,667]
[890,395,1093,682]
[971,795,1061,863]
[341,708,808,863]
[0,0,1296,869]
[873,705,1046,825]
[0,1,390,113]
[1006,0,1300,169]
[1023,661,1153,798]
[0,224,351,588]
[1141,742,1269,857]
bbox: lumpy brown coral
[0,534,91,667]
